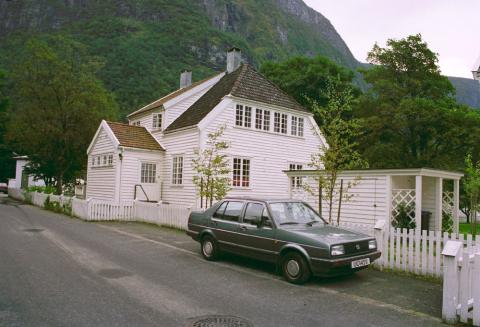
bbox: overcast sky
[303,0,480,78]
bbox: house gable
[87,120,120,155]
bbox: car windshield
[269,202,325,226]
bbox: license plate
[351,258,370,269]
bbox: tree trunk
[318,181,322,217]
[337,179,344,225]
[55,174,63,195]
[200,177,203,208]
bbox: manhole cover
[23,228,44,233]
[186,315,253,327]
[97,268,132,279]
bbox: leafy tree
[260,55,358,108]
[6,36,118,194]
[0,70,15,183]
[464,154,480,236]
[356,34,480,169]
[192,126,231,208]
[305,79,367,223]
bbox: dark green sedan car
[187,198,381,284]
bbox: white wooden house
[86,48,326,207]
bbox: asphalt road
[0,195,447,327]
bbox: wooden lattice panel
[391,189,416,227]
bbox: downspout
[117,147,124,203]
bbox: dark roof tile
[165,64,307,132]
[106,121,164,151]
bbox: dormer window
[152,113,163,130]
[131,121,141,126]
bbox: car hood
[284,225,371,245]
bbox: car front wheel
[281,252,311,284]
[201,235,220,261]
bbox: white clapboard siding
[294,175,387,227]
[86,128,117,200]
[156,128,199,207]
[119,149,165,202]
[203,98,323,200]
[374,226,477,277]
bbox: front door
[236,202,277,262]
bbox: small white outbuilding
[285,168,463,233]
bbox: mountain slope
[0,0,358,116]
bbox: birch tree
[192,126,231,208]
[304,79,367,224]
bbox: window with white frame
[92,153,114,167]
[274,112,281,133]
[235,104,244,126]
[281,113,287,134]
[141,163,156,183]
[172,156,184,185]
[298,117,304,137]
[291,116,298,136]
[152,113,163,130]
[255,108,263,130]
[233,158,250,188]
[244,106,252,128]
[263,110,270,131]
[289,163,303,188]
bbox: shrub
[392,203,416,229]
[27,185,56,194]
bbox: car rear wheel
[201,235,220,261]
[281,252,311,284]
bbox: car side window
[222,201,244,222]
[262,208,272,227]
[213,201,228,219]
[244,203,264,225]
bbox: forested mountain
[0,0,478,116]
[0,0,359,116]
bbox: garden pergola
[285,168,463,233]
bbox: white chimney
[227,47,242,73]
[180,70,192,88]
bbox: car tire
[281,252,311,284]
[201,235,220,261]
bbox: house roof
[165,64,308,132]
[127,74,222,118]
[284,168,463,180]
[106,121,164,151]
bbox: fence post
[442,240,463,324]
[86,198,92,220]
[474,252,480,326]
[374,220,385,269]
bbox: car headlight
[368,240,377,250]
[331,245,345,256]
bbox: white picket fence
[374,222,478,277]
[442,241,480,325]
[8,190,195,231]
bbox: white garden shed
[285,168,463,233]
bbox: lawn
[459,222,480,235]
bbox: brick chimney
[227,47,242,73]
[180,70,192,88]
